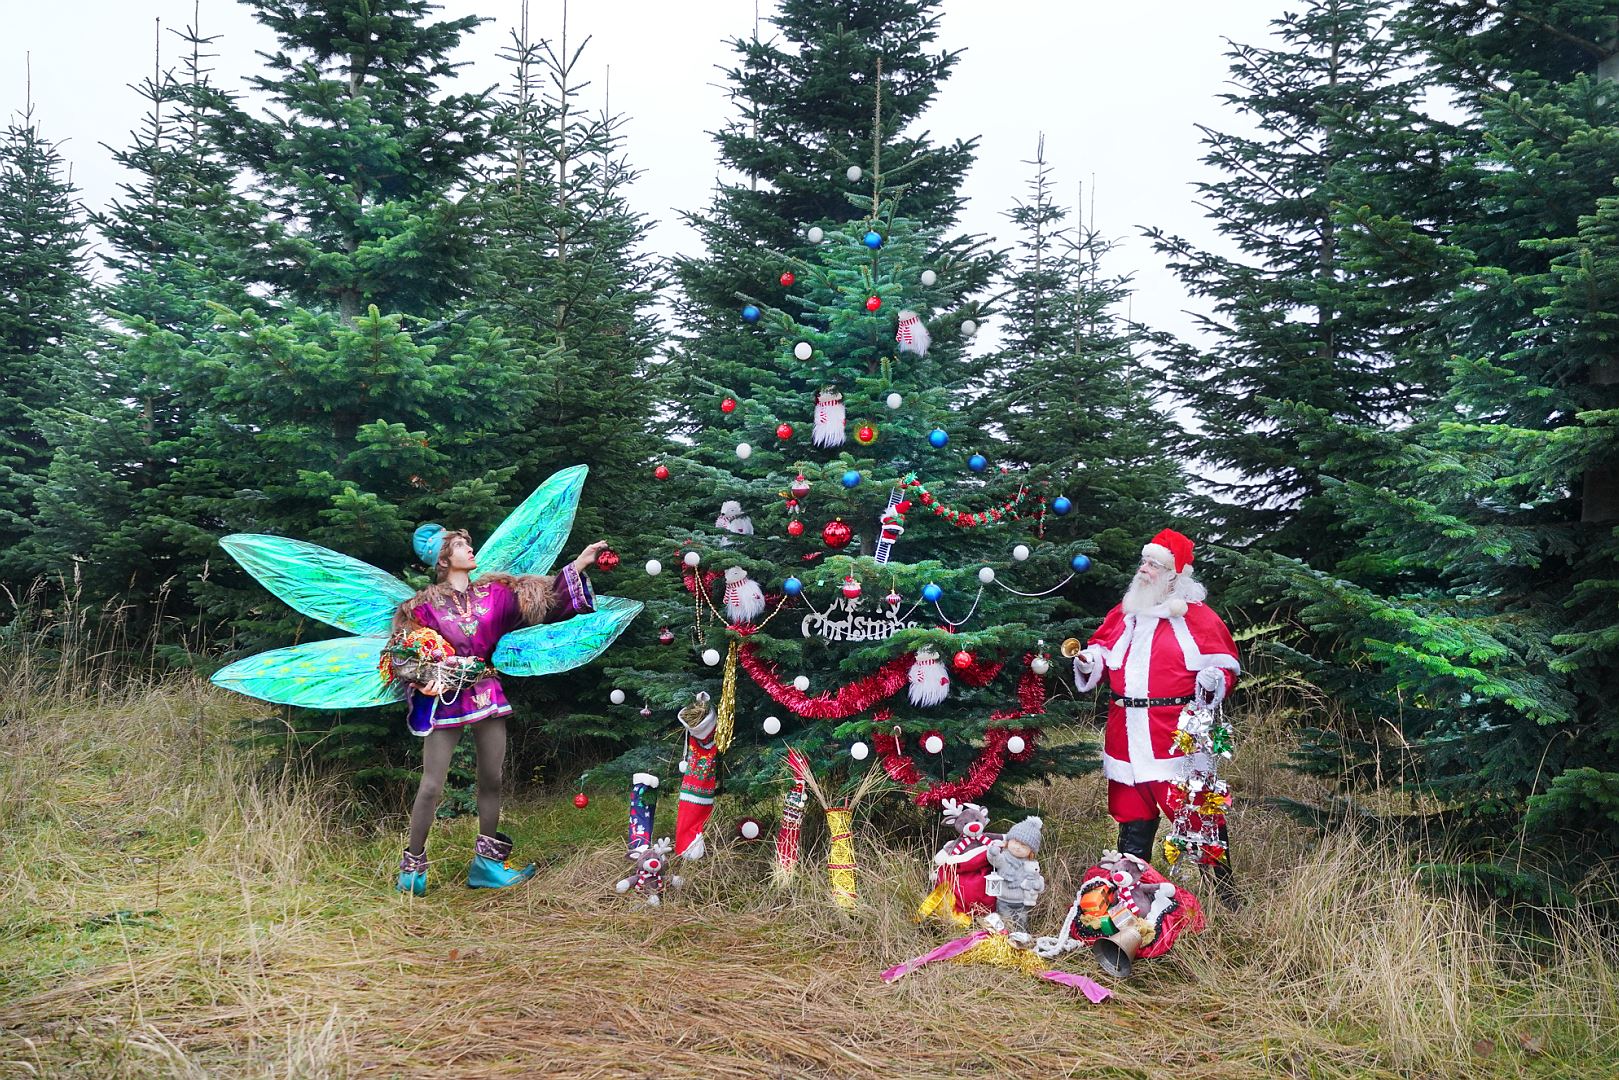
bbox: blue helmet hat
[413,523,447,567]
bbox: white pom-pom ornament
[683,551,701,567]
[1031,656,1051,676]
[850,741,870,761]
[736,442,752,460]
[645,559,663,576]
[702,648,721,666]
[978,566,995,584]
[920,269,937,287]
[679,759,688,773]
[923,734,944,754]
[609,689,626,705]
[792,675,810,692]
[807,226,824,244]
[793,341,813,361]
[1012,544,1030,562]
[739,819,762,840]
[1007,735,1027,754]
[845,165,862,182]
[762,716,782,735]
[961,320,977,337]
[885,392,903,410]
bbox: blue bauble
[922,582,943,603]
[741,304,761,323]
[968,453,987,472]
[928,428,949,449]
[783,576,804,596]
[1051,495,1073,515]
[841,470,861,488]
[1071,554,1092,574]
[863,230,883,249]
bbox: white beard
[716,513,754,535]
[724,576,766,624]
[1121,571,1172,615]
[908,649,950,707]
[895,310,931,357]
[812,395,846,448]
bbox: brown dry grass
[1,676,1616,1080]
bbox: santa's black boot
[1116,818,1159,865]
[1203,824,1240,910]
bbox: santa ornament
[908,645,950,707]
[812,387,846,448]
[722,565,767,624]
[895,309,931,357]
[715,500,754,536]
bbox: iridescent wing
[220,534,411,637]
[472,465,588,580]
[491,595,644,676]
[210,635,406,709]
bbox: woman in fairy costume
[390,525,607,893]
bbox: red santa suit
[1074,534,1240,822]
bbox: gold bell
[1060,637,1083,659]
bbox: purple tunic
[408,566,594,730]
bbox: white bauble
[739,820,761,840]
[845,165,862,182]
[762,716,782,735]
[850,741,870,761]
[920,269,937,287]
[702,648,721,667]
[736,442,752,460]
[885,392,903,410]
[961,320,977,337]
[679,759,688,773]
[683,551,701,567]
[792,675,810,692]
[978,566,995,584]
[645,559,663,576]
[807,226,824,244]
[1030,656,1051,676]
[609,689,626,705]
[1007,735,1027,754]
[923,734,944,754]
[793,341,813,361]
[1012,544,1031,562]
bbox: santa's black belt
[1113,695,1193,708]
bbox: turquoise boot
[396,848,428,896]
[467,831,536,889]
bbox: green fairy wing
[220,534,411,637]
[210,636,406,709]
[472,465,588,580]
[491,595,643,677]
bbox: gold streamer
[825,807,858,909]
[715,640,739,753]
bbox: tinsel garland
[737,644,914,718]
[896,472,1047,529]
[715,641,739,752]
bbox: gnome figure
[715,499,754,536]
[986,816,1046,936]
[908,645,950,707]
[812,387,846,448]
[722,565,766,624]
[895,310,931,357]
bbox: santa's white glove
[1196,666,1228,705]
[1073,646,1104,693]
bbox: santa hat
[1142,529,1194,574]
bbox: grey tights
[405,716,507,853]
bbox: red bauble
[780,272,795,287]
[866,295,882,312]
[653,464,670,481]
[776,422,794,440]
[594,548,620,571]
[658,626,675,645]
[823,519,853,549]
[573,793,590,809]
[787,519,805,537]
[855,424,876,445]
[720,397,737,413]
[790,473,812,499]
[952,650,974,671]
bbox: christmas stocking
[675,693,718,860]
[627,772,659,852]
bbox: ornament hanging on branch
[722,566,767,625]
[841,573,862,600]
[812,387,846,448]
[874,488,906,566]
[715,500,753,536]
[895,310,930,357]
[822,518,853,549]
[908,645,950,707]
[790,473,812,499]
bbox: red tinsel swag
[736,644,913,719]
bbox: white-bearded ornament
[908,645,950,707]
[722,565,767,625]
[812,387,846,448]
[895,310,931,357]
[715,499,754,536]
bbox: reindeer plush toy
[616,837,683,907]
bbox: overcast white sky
[5,1,1283,346]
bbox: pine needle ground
[2,680,1615,1079]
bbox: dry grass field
[2,663,1616,1078]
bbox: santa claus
[1068,529,1240,902]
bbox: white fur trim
[680,833,706,860]
[632,772,659,789]
[1168,611,1242,676]
[1122,617,1157,771]
[1073,646,1104,692]
[1166,598,1187,617]
[1141,543,1174,569]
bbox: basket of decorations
[379,627,489,735]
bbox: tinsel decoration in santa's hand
[908,645,950,707]
[722,565,766,625]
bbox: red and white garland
[897,473,1048,531]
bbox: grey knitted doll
[985,816,1046,934]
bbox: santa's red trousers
[1108,779,1177,823]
